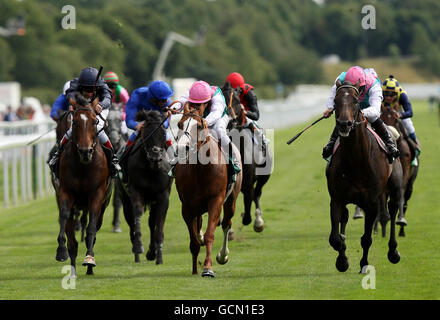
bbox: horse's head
[333,79,364,137]
[381,102,400,127]
[69,93,99,164]
[135,110,167,165]
[222,82,244,128]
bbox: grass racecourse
[0,100,439,300]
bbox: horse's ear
[92,97,99,107]
[69,98,76,109]
[336,79,342,88]
[183,101,190,113]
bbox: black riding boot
[371,118,400,163]
[102,145,121,177]
[322,126,339,159]
[48,143,63,179]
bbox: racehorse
[52,109,87,242]
[221,82,272,233]
[325,80,404,273]
[55,92,112,276]
[105,103,127,233]
[379,103,419,237]
[174,102,242,277]
[118,110,172,264]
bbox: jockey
[382,75,421,165]
[169,80,241,182]
[225,72,267,150]
[50,81,71,121]
[103,71,129,136]
[48,67,121,177]
[322,66,400,163]
[118,80,174,165]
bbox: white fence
[0,119,56,208]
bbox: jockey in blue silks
[50,81,71,121]
[118,80,174,164]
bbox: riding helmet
[78,67,99,87]
[149,80,173,100]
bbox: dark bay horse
[118,110,172,264]
[174,102,242,277]
[55,93,112,276]
[221,82,272,233]
[326,80,403,273]
[380,103,419,237]
[105,103,127,233]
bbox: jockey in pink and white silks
[169,80,241,181]
[322,66,400,163]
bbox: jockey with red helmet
[322,66,400,163]
[225,72,268,150]
[169,80,241,181]
[48,67,121,177]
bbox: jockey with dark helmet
[48,67,121,177]
[117,80,174,174]
[322,66,400,163]
[382,75,421,166]
[224,72,268,151]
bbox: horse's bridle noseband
[71,106,100,153]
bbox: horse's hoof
[201,268,215,278]
[56,247,69,262]
[216,252,229,265]
[134,253,140,263]
[82,255,96,267]
[388,250,400,264]
[396,217,407,226]
[241,213,252,226]
[146,249,156,261]
[155,256,163,265]
[336,256,349,272]
[399,229,406,237]
[132,245,144,255]
[112,225,122,233]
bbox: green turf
[0,100,439,300]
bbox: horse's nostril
[347,121,352,127]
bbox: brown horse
[174,102,242,277]
[326,80,403,273]
[54,93,112,276]
[380,103,419,237]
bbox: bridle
[335,84,366,132]
[71,106,99,154]
[139,120,166,163]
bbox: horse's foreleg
[253,175,269,233]
[83,188,105,275]
[147,193,169,265]
[56,193,72,262]
[340,206,349,237]
[329,200,349,272]
[241,184,253,226]
[112,183,122,232]
[202,196,224,277]
[360,202,378,273]
[130,190,144,256]
[217,195,236,265]
[65,212,78,279]
[387,194,402,264]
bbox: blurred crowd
[0,102,51,122]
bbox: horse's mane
[73,92,91,107]
[135,110,164,123]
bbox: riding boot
[408,135,421,166]
[48,140,66,179]
[322,126,339,159]
[102,144,121,178]
[371,118,400,163]
[167,145,178,178]
[228,142,241,183]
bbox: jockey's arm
[244,90,260,121]
[97,81,112,111]
[399,92,413,119]
[362,83,383,122]
[204,93,225,127]
[50,93,68,121]
[323,81,338,117]
[125,91,141,130]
